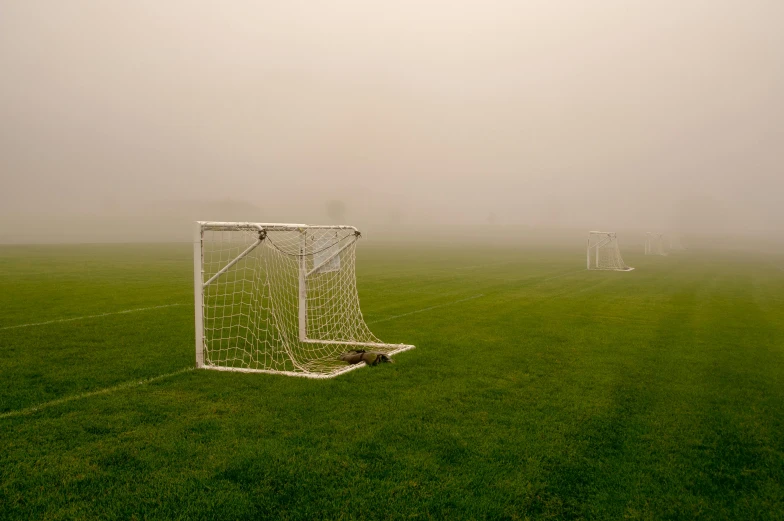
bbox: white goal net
[193,222,414,378]
[645,233,668,256]
[587,231,634,271]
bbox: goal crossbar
[200,222,360,232]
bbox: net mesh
[587,232,633,271]
[198,224,412,377]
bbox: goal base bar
[300,340,416,349]
[199,343,416,379]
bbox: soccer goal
[645,232,668,256]
[193,222,415,378]
[587,231,634,271]
[669,234,686,250]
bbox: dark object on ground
[339,350,394,366]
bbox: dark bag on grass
[339,350,393,366]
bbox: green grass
[1,242,783,520]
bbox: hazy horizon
[2,1,783,243]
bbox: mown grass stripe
[540,268,587,282]
[454,261,516,270]
[367,294,485,324]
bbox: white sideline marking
[0,303,186,331]
[0,367,194,419]
[368,294,485,325]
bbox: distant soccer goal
[645,233,668,256]
[587,231,634,271]
[193,222,414,378]
[669,234,686,250]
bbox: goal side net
[193,222,414,378]
[587,231,634,271]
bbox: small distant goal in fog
[587,231,634,271]
[669,234,686,250]
[645,233,668,256]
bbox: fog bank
[2,1,782,243]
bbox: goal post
[586,231,634,271]
[193,221,415,378]
[645,232,668,256]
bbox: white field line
[0,367,194,419]
[0,303,186,331]
[368,294,485,325]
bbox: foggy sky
[1,1,782,242]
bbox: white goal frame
[586,231,634,271]
[193,221,415,378]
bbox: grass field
[1,241,783,520]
